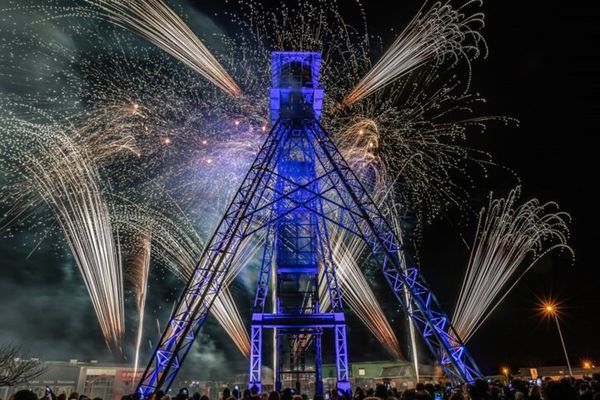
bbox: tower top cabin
[270,52,324,124]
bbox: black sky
[1,0,599,378]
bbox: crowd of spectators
[4,375,600,400]
[349,376,600,399]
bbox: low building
[515,365,600,381]
[0,360,142,400]
[322,361,441,391]
[1,360,443,399]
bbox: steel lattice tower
[136,51,481,398]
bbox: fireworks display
[0,110,125,350]
[342,0,486,106]
[328,230,404,359]
[126,234,151,376]
[85,0,241,96]
[0,0,572,371]
[452,187,573,343]
[112,202,257,358]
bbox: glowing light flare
[582,359,595,370]
[537,297,573,376]
[544,303,557,315]
[537,298,565,321]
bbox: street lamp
[501,367,510,384]
[541,301,573,376]
[583,361,591,370]
[582,359,595,370]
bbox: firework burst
[83,0,241,96]
[342,0,486,106]
[0,109,125,350]
[452,187,574,342]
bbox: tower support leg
[275,331,282,391]
[249,324,262,392]
[334,324,350,395]
[315,332,323,395]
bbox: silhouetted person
[175,388,189,400]
[490,386,501,400]
[13,391,37,400]
[580,382,594,400]
[413,384,429,400]
[400,389,416,400]
[542,380,576,400]
[268,391,280,400]
[373,385,387,400]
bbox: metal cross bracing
[305,120,482,384]
[136,51,481,398]
[136,118,288,396]
[247,109,350,394]
[246,52,349,395]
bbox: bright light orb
[542,301,558,316]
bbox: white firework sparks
[343,0,486,106]
[84,0,242,96]
[452,187,573,342]
[0,112,125,350]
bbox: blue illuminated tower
[249,52,348,394]
[136,52,481,398]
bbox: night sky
[359,1,600,372]
[1,0,599,379]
